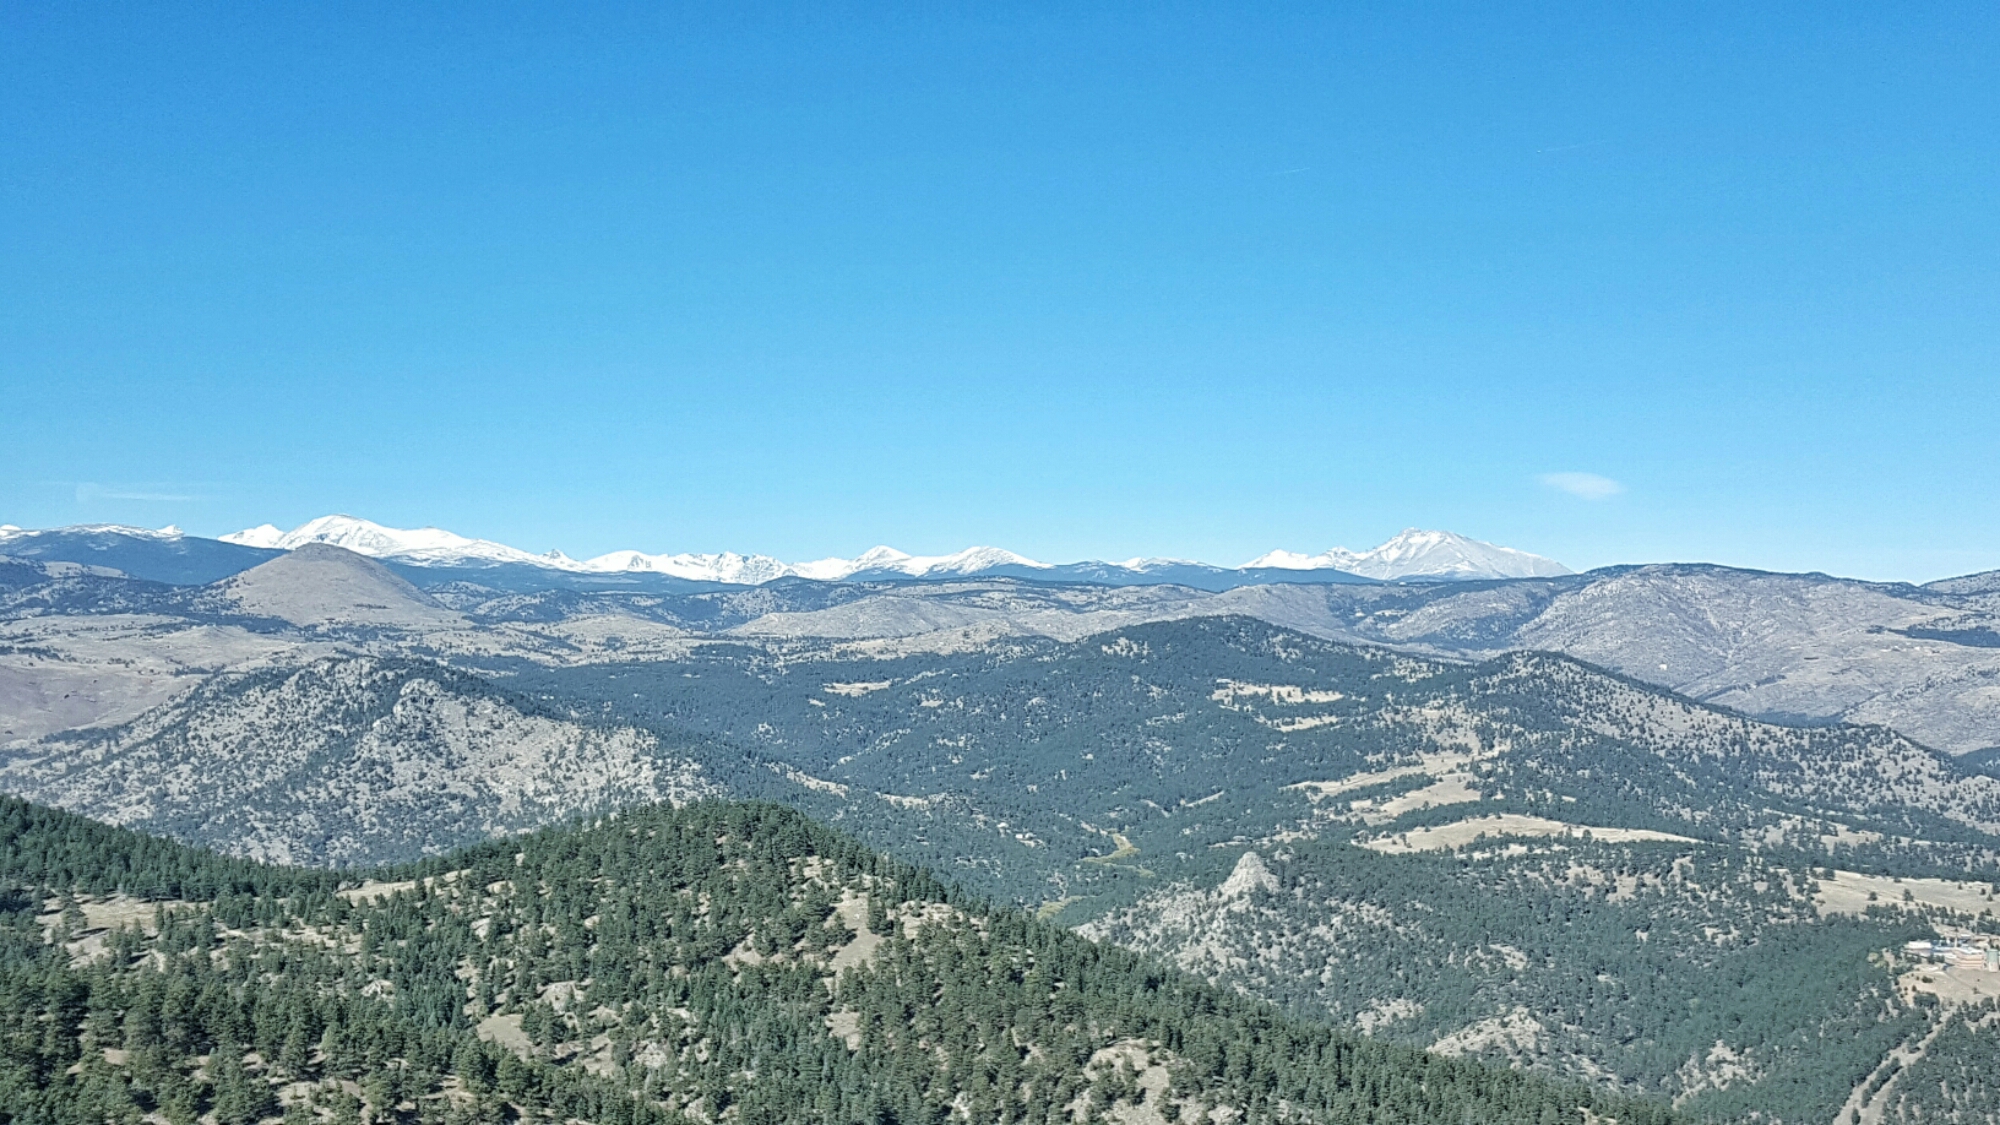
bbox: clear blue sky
[3,4,1995,579]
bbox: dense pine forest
[0,795,1678,1125]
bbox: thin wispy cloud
[1539,472,1624,500]
[74,482,202,503]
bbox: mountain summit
[222,514,554,568]
[212,541,461,627]
[1247,528,1570,580]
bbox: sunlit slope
[521,617,2000,901]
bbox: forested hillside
[0,795,1673,1125]
[1081,837,1957,1122]
[6,618,1998,1121]
[508,618,2000,900]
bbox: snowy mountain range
[221,517,1061,583]
[216,515,1566,583]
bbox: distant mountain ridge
[214,514,1565,583]
[11,523,2000,752]
[0,522,280,584]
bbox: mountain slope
[431,558,2000,755]
[497,619,2000,1119]
[4,614,1997,1119]
[0,796,1674,1125]
[0,523,279,584]
[0,656,719,863]
[1079,837,1955,1123]
[515,619,2000,881]
[1925,568,2000,595]
[206,542,464,628]
[1215,565,2000,754]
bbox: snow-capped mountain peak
[221,524,286,549]
[790,547,902,582]
[221,515,557,569]
[1246,529,1568,581]
[903,546,1049,577]
[1242,549,1322,570]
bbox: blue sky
[3,4,1995,579]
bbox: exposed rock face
[0,656,718,864]
[1218,850,1279,899]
